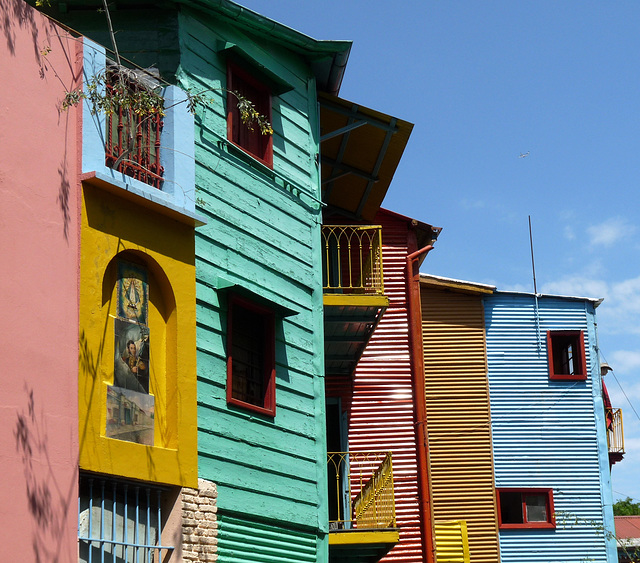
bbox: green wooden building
[35,1,415,560]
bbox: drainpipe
[406,245,435,563]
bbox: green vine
[62,66,273,136]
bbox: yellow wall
[79,183,197,487]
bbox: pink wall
[0,1,81,559]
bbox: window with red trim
[547,330,587,380]
[497,489,555,529]
[105,68,164,189]
[226,294,276,416]
[227,62,273,167]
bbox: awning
[319,93,413,222]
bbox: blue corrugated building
[484,290,617,562]
[421,274,621,562]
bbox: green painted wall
[176,6,328,557]
[39,3,329,557]
[217,513,320,563]
[51,8,180,79]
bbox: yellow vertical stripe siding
[421,287,500,563]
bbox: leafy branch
[61,65,273,134]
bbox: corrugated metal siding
[421,287,500,563]
[434,521,470,563]
[218,513,318,563]
[485,293,611,563]
[349,210,423,562]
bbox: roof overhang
[180,0,352,94]
[319,93,413,222]
[420,273,496,295]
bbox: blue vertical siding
[484,293,616,562]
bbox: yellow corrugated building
[420,275,500,563]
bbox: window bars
[105,68,164,190]
[78,474,174,563]
[322,225,384,296]
[327,451,396,530]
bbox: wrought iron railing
[322,225,384,296]
[606,407,624,454]
[327,451,396,530]
[105,69,164,189]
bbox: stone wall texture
[182,479,218,562]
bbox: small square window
[547,330,587,380]
[497,488,555,529]
[226,294,276,416]
[227,62,273,167]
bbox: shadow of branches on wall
[15,385,78,562]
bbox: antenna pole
[529,215,538,295]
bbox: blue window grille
[78,474,175,562]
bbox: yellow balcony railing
[327,451,396,530]
[606,407,624,455]
[322,225,384,296]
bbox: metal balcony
[607,407,625,466]
[322,225,385,301]
[322,225,388,377]
[327,451,399,563]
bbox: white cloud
[609,350,640,375]
[587,217,636,247]
[564,225,576,240]
[598,277,640,336]
[540,276,609,301]
[539,273,640,336]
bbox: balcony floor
[329,528,400,563]
[324,299,387,376]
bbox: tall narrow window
[227,62,273,167]
[105,66,165,189]
[547,330,587,380]
[497,488,555,529]
[226,294,276,416]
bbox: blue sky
[239,1,640,505]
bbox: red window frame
[547,330,587,380]
[496,488,556,529]
[226,62,273,168]
[105,70,165,189]
[226,294,276,417]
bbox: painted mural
[106,261,154,445]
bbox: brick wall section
[182,479,218,562]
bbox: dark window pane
[231,304,266,406]
[500,491,523,524]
